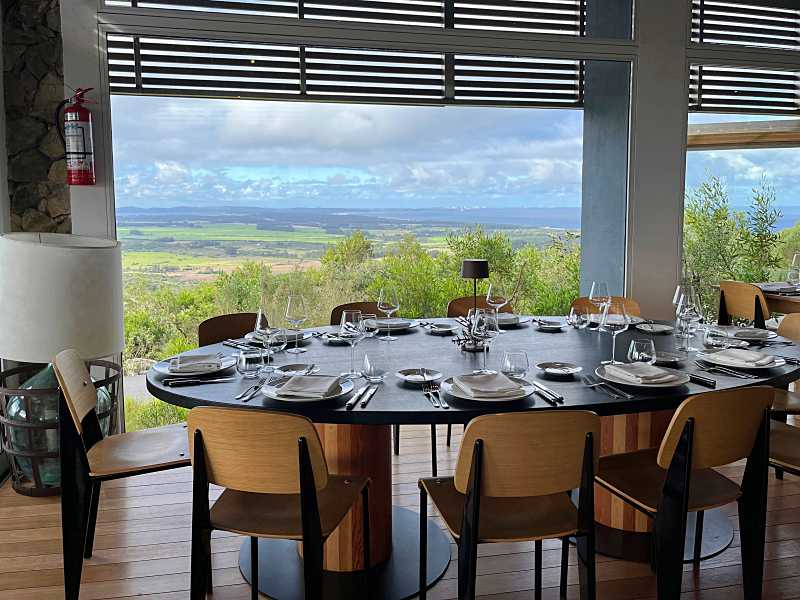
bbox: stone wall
[3,0,70,233]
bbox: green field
[119,223,343,244]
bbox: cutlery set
[422,381,448,408]
[531,380,563,406]
[581,374,634,400]
[693,360,759,379]
[345,384,379,409]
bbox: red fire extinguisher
[57,88,96,186]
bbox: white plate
[395,368,444,384]
[426,323,458,336]
[536,361,582,376]
[653,351,687,366]
[276,363,320,376]
[497,315,532,328]
[262,377,354,402]
[636,323,674,334]
[321,333,350,346]
[246,330,312,345]
[440,376,534,402]
[708,327,777,342]
[153,356,237,377]
[536,320,568,332]
[595,365,690,388]
[589,314,645,325]
[364,319,418,331]
[697,352,785,370]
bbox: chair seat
[210,475,369,540]
[596,448,741,514]
[771,421,800,472]
[87,423,190,478]
[419,477,579,543]
[772,389,800,415]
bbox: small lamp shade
[0,233,124,363]
[461,259,489,279]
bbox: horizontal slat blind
[692,1,800,50]
[108,34,583,107]
[689,65,800,114]
[104,0,586,35]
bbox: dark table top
[146,318,800,425]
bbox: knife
[689,373,716,388]
[164,377,237,387]
[531,380,564,403]
[534,389,558,406]
[361,385,379,408]
[345,386,369,410]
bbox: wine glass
[599,300,630,365]
[568,305,590,330]
[788,267,800,289]
[792,252,800,268]
[254,306,270,341]
[284,295,308,354]
[627,339,656,365]
[675,286,702,350]
[236,349,263,379]
[486,282,509,334]
[339,310,365,379]
[589,281,610,310]
[377,287,400,341]
[362,313,378,339]
[264,329,286,371]
[500,350,529,379]
[471,308,499,374]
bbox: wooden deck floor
[1,424,799,599]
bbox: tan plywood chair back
[446,296,515,318]
[657,387,772,470]
[198,313,258,347]
[719,281,769,322]
[778,313,800,343]
[570,296,642,317]
[454,411,600,497]
[54,349,97,434]
[329,302,381,326]
[188,407,328,494]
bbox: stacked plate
[441,372,534,402]
[246,330,312,345]
[596,363,689,388]
[364,318,418,332]
[496,313,532,328]
[153,353,236,377]
[706,326,776,343]
[262,375,353,402]
[698,348,784,370]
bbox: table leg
[595,412,734,563]
[238,423,451,599]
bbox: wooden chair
[55,349,190,600]
[595,388,772,599]
[769,420,800,478]
[769,315,800,416]
[188,407,370,600]
[570,296,642,317]
[198,312,258,347]
[718,281,770,329]
[419,411,600,600]
[446,296,514,318]
[329,302,381,327]
[330,301,443,476]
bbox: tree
[321,230,374,270]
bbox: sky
[111,95,800,211]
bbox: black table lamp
[461,259,490,313]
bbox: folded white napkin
[276,375,341,399]
[711,326,770,340]
[169,354,222,374]
[712,348,775,366]
[605,363,679,384]
[452,373,524,398]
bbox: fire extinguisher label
[65,121,89,168]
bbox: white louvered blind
[689,65,800,115]
[692,1,800,50]
[107,34,584,107]
[104,0,586,35]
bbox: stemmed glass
[339,310,366,379]
[627,339,656,365]
[589,281,610,310]
[377,287,400,342]
[788,267,800,289]
[362,314,378,340]
[254,305,270,340]
[471,308,499,374]
[599,300,630,365]
[568,305,590,330]
[792,252,800,268]
[486,282,509,334]
[674,285,702,350]
[285,295,308,354]
[500,350,529,379]
[264,329,286,372]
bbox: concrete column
[0,1,8,234]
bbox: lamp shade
[0,233,123,363]
[460,259,489,279]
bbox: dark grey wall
[3,0,70,233]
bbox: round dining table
[147,318,800,600]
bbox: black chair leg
[393,424,400,455]
[534,539,543,600]
[83,480,101,559]
[419,486,428,600]
[738,411,769,600]
[560,537,569,598]
[250,537,259,600]
[446,424,452,447]
[362,485,371,597]
[430,425,438,477]
[576,532,596,600]
[205,529,213,593]
[190,525,211,600]
[693,510,704,564]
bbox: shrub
[124,396,189,431]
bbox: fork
[693,360,758,379]
[581,374,621,399]
[422,382,441,408]
[236,375,266,399]
[429,382,449,409]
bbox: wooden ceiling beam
[687,119,800,150]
